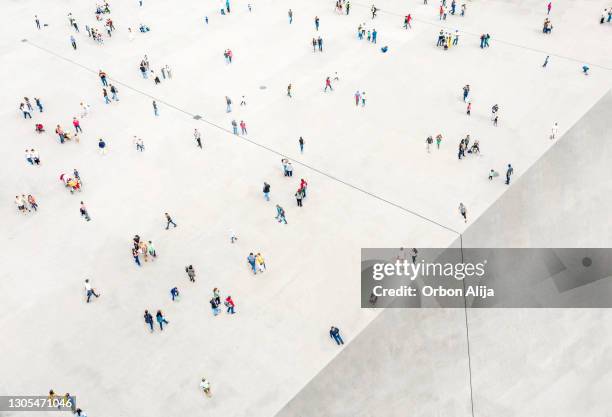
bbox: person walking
[324,77,333,92]
[225,96,232,112]
[152,100,159,116]
[144,310,154,332]
[103,88,111,104]
[80,201,91,221]
[84,279,100,303]
[170,287,180,301]
[156,310,169,330]
[288,9,293,24]
[330,326,344,345]
[185,265,196,282]
[231,120,238,135]
[458,202,467,223]
[35,97,43,112]
[35,15,41,29]
[505,164,514,185]
[263,182,271,201]
[299,136,304,153]
[255,252,266,273]
[275,204,287,224]
[247,253,257,274]
[194,129,202,148]
[165,212,177,229]
[70,35,77,50]
[240,120,247,135]
[543,55,550,67]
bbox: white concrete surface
[1,0,611,416]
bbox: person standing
[73,117,82,133]
[148,241,157,258]
[330,326,344,345]
[300,178,308,197]
[144,310,154,332]
[288,9,293,24]
[466,101,471,116]
[98,138,107,155]
[70,35,77,50]
[152,100,159,116]
[240,120,247,135]
[458,203,467,223]
[200,378,212,398]
[210,297,221,316]
[133,247,141,267]
[194,129,202,148]
[84,279,100,303]
[156,310,169,330]
[225,96,232,112]
[263,182,271,201]
[505,164,514,185]
[547,1,552,14]
[110,84,119,101]
[165,212,177,229]
[287,83,292,98]
[170,287,179,301]
[550,122,558,139]
[361,92,367,106]
[315,16,320,30]
[27,195,38,211]
[225,296,236,314]
[299,136,304,153]
[231,120,238,135]
[295,188,304,206]
[185,265,196,282]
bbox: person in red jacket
[225,296,235,314]
[300,178,308,197]
[73,117,82,133]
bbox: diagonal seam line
[460,235,476,417]
[349,1,612,71]
[23,39,461,236]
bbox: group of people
[14,194,38,213]
[436,30,459,49]
[60,170,83,193]
[246,252,267,274]
[356,23,377,43]
[131,234,157,266]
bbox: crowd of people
[14,0,602,410]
